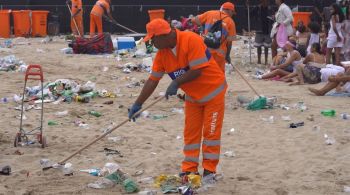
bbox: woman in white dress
[270,0,293,59]
[326,3,345,66]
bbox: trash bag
[247,97,267,111]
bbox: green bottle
[48,120,58,126]
[321,109,336,117]
[89,110,102,117]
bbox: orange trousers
[90,14,103,37]
[71,14,84,37]
[182,89,226,173]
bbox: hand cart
[14,65,46,148]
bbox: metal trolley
[14,65,46,148]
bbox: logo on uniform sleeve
[168,67,189,80]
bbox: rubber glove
[165,80,179,99]
[128,103,142,122]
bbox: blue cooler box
[116,37,136,50]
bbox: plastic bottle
[152,115,168,120]
[340,113,350,120]
[89,111,102,117]
[321,109,336,117]
[48,120,59,126]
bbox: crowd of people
[251,0,350,96]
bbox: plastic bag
[276,24,288,48]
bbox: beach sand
[0,36,350,195]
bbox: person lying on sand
[309,67,350,95]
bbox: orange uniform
[90,0,110,37]
[194,10,236,71]
[150,29,227,173]
[71,0,84,36]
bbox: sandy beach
[0,36,350,195]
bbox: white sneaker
[253,75,262,80]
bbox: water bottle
[89,111,102,117]
[321,109,336,117]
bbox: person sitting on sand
[255,39,302,80]
[309,67,350,95]
[286,43,326,85]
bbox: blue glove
[165,81,179,99]
[128,103,142,122]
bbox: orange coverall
[194,10,236,72]
[71,0,84,36]
[90,0,110,37]
[150,29,227,173]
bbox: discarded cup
[324,134,336,145]
[63,163,74,176]
[223,151,235,158]
[55,110,68,117]
[344,186,350,193]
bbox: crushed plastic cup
[102,66,109,72]
[108,136,124,143]
[141,110,150,118]
[324,134,336,145]
[55,110,68,117]
[40,159,53,169]
[88,177,115,189]
[63,163,74,175]
[223,151,236,158]
[171,108,184,114]
[227,128,235,135]
[99,163,120,176]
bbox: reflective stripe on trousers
[185,80,227,103]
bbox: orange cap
[221,2,235,11]
[143,18,171,42]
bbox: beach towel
[69,33,114,54]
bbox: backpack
[204,12,229,49]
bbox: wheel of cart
[14,64,47,148]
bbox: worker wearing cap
[192,2,237,72]
[128,19,227,177]
[90,0,116,37]
[67,0,84,37]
